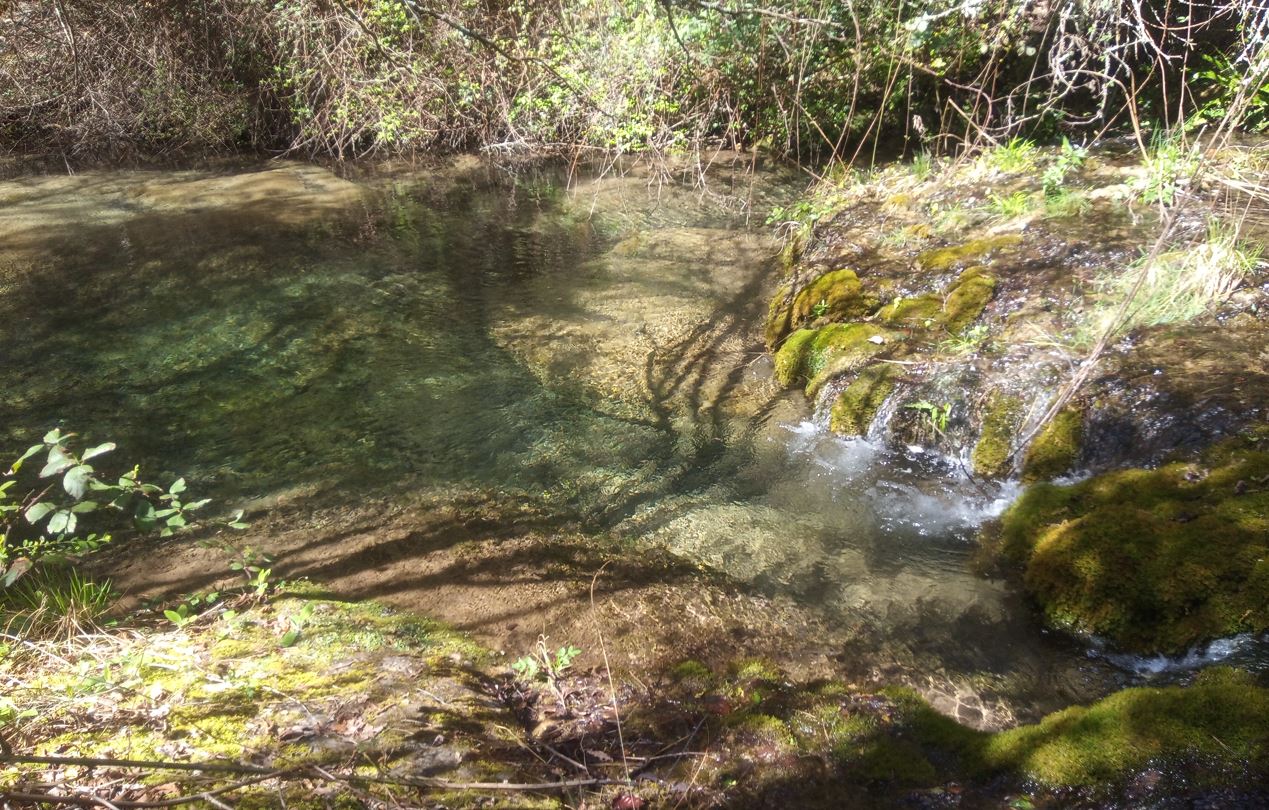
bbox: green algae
[916,234,1021,272]
[877,671,1269,788]
[829,364,901,436]
[942,266,996,332]
[994,439,1269,652]
[766,268,879,347]
[874,267,993,334]
[878,294,942,327]
[1021,407,1084,483]
[971,391,1023,479]
[983,667,1269,786]
[773,323,896,391]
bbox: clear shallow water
[0,157,1226,724]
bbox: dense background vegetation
[1,0,1265,160]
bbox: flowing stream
[4,156,1256,725]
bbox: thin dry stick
[588,562,629,782]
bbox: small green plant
[1,566,116,639]
[939,324,991,354]
[1042,137,1088,196]
[163,603,196,630]
[986,190,1036,219]
[280,602,314,647]
[1189,53,1269,132]
[1043,188,1092,218]
[510,635,582,688]
[905,400,953,439]
[929,202,976,233]
[985,137,1038,173]
[1134,131,1199,206]
[1,430,225,588]
[811,298,830,318]
[910,150,934,180]
[1087,220,1260,338]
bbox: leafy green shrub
[0,429,230,591]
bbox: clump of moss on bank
[1021,406,1084,482]
[766,269,879,347]
[992,436,1269,652]
[829,364,902,436]
[943,266,997,332]
[972,391,1024,478]
[683,658,1269,803]
[916,235,1021,273]
[873,267,996,334]
[773,323,898,392]
[983,667,1269,785]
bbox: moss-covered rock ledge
[4,580,1269,807]
[986,434,1269,653]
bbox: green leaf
[81,442,117,462]
[39,446,75,479]
[280,629,300,647]
[47,510,76,535]
[2,558,32,588]
[163,609,186,625]
[134,500,156,530]
[184,499,211,511]
[168,478,186,495]
[63,465,93,499]
[71,501,99,514]
[42,428,62,444]
[10,443,44,473]
[24,502,55,524]
[165,514,187,529]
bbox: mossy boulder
[885,669,1269,789]
[765,269,878,347]
[1021,407,1084,483]
[829,364,902,437]
[972,391,1023,478]
[982,667,1269,786]
[993,439,1269,652]
[943,266,996,332]
[877,294,942,328]
[875,268,994,334]
[773,323,898,392]
[917,234,1022,273]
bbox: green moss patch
[878,294,942,327]
[773,323,898,391]
[983,667,1269,786]
[829,364,902,437]
[972,391,1023,478]
[1021,407,1084,483]
[917,235,1021,272]
[943,266,996,332]
[875,267,994,335]
[766,269,879,347]
[994,439,1269,652]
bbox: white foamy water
[1097,633,1266,676]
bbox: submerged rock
[989,434,1269,653]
